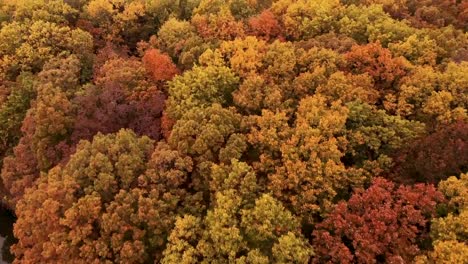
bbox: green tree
[166,61,239,121]
[345,101,426,167]
[337,4,415,46]
[157,17,212,69]
[168,104,247,193]
[0,73,36,163]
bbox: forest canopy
[0,0,467,263]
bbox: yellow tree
[423,172,468,263]
[0,19,93,80]
[161,160,312,263]
[271,0,342,40]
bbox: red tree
[313,178,444,264]
[142,49,180,82]
[391,120,468,184]
[0,116,38,207]
[71,83,165,145]
[345,42,409,89]
[69,58,165,159]
[248,10,283,41]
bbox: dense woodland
[0,0,467,263]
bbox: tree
[193,0,259,19]
[416,172,468,263]
[168,104,247,193]
[0,20,93,81]
[1,55,81,206]
[162,190,312,263]
[388,34,438,66]
[246,95,367,221]
[214,39,347,115]
[0,0,78,24]
[269,95,361,219]
[161,159,312,263]
[0,73,36,163]
[313,178,444,264]
[191,5,245,41]
[340,0,409,19]
[166,60,239,121]
[294,32,357,53]
[339,4,416,46]
[345,101,426,168]
[394,62,467,126]
[72,57,165,145]
[315,71,378,105]
[261,40,299,82]
[219,36,268,78]
[142,48,180,82]
[161,214,203,264]
[391,120,467,184]
[248,10,283,41]
[425,26,468,64]
[12,129,190,263]
[0,121,38,208]
[83,0,176,46]
[345,41,409,90]
[403,0,466,29]
[420,240,468,264]
[433,173,468,240]
[157,17,212,69]
[270,0,342,40]
[233,74,282,115]
[423,62,468,125]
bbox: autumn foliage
[142,49,180,82]
[313,178,444,263]
[392,120,468,184]
[0,0,467,263]
[345,41,409,88]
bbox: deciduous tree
[12,129,188,263]
[313,178,444,264]
[166,61,239,121]
[391,120,467,184]
[345,42,409,90]
[142,48,180,82]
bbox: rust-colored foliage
[410,0,466,29]
[12,130,192,263]
[160,111,175,141]
[92,43,129,81]
[248,10,283,41]
[76,18,106,48]
[1,56,80,206]
[142,48,180,82]
[313,178,444,264]
[72,61,165,144]
[345,42,409,89]
[391,120,468,184]
[1,1,467,263]
[0,116,38,207]
[191,7,245,41]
